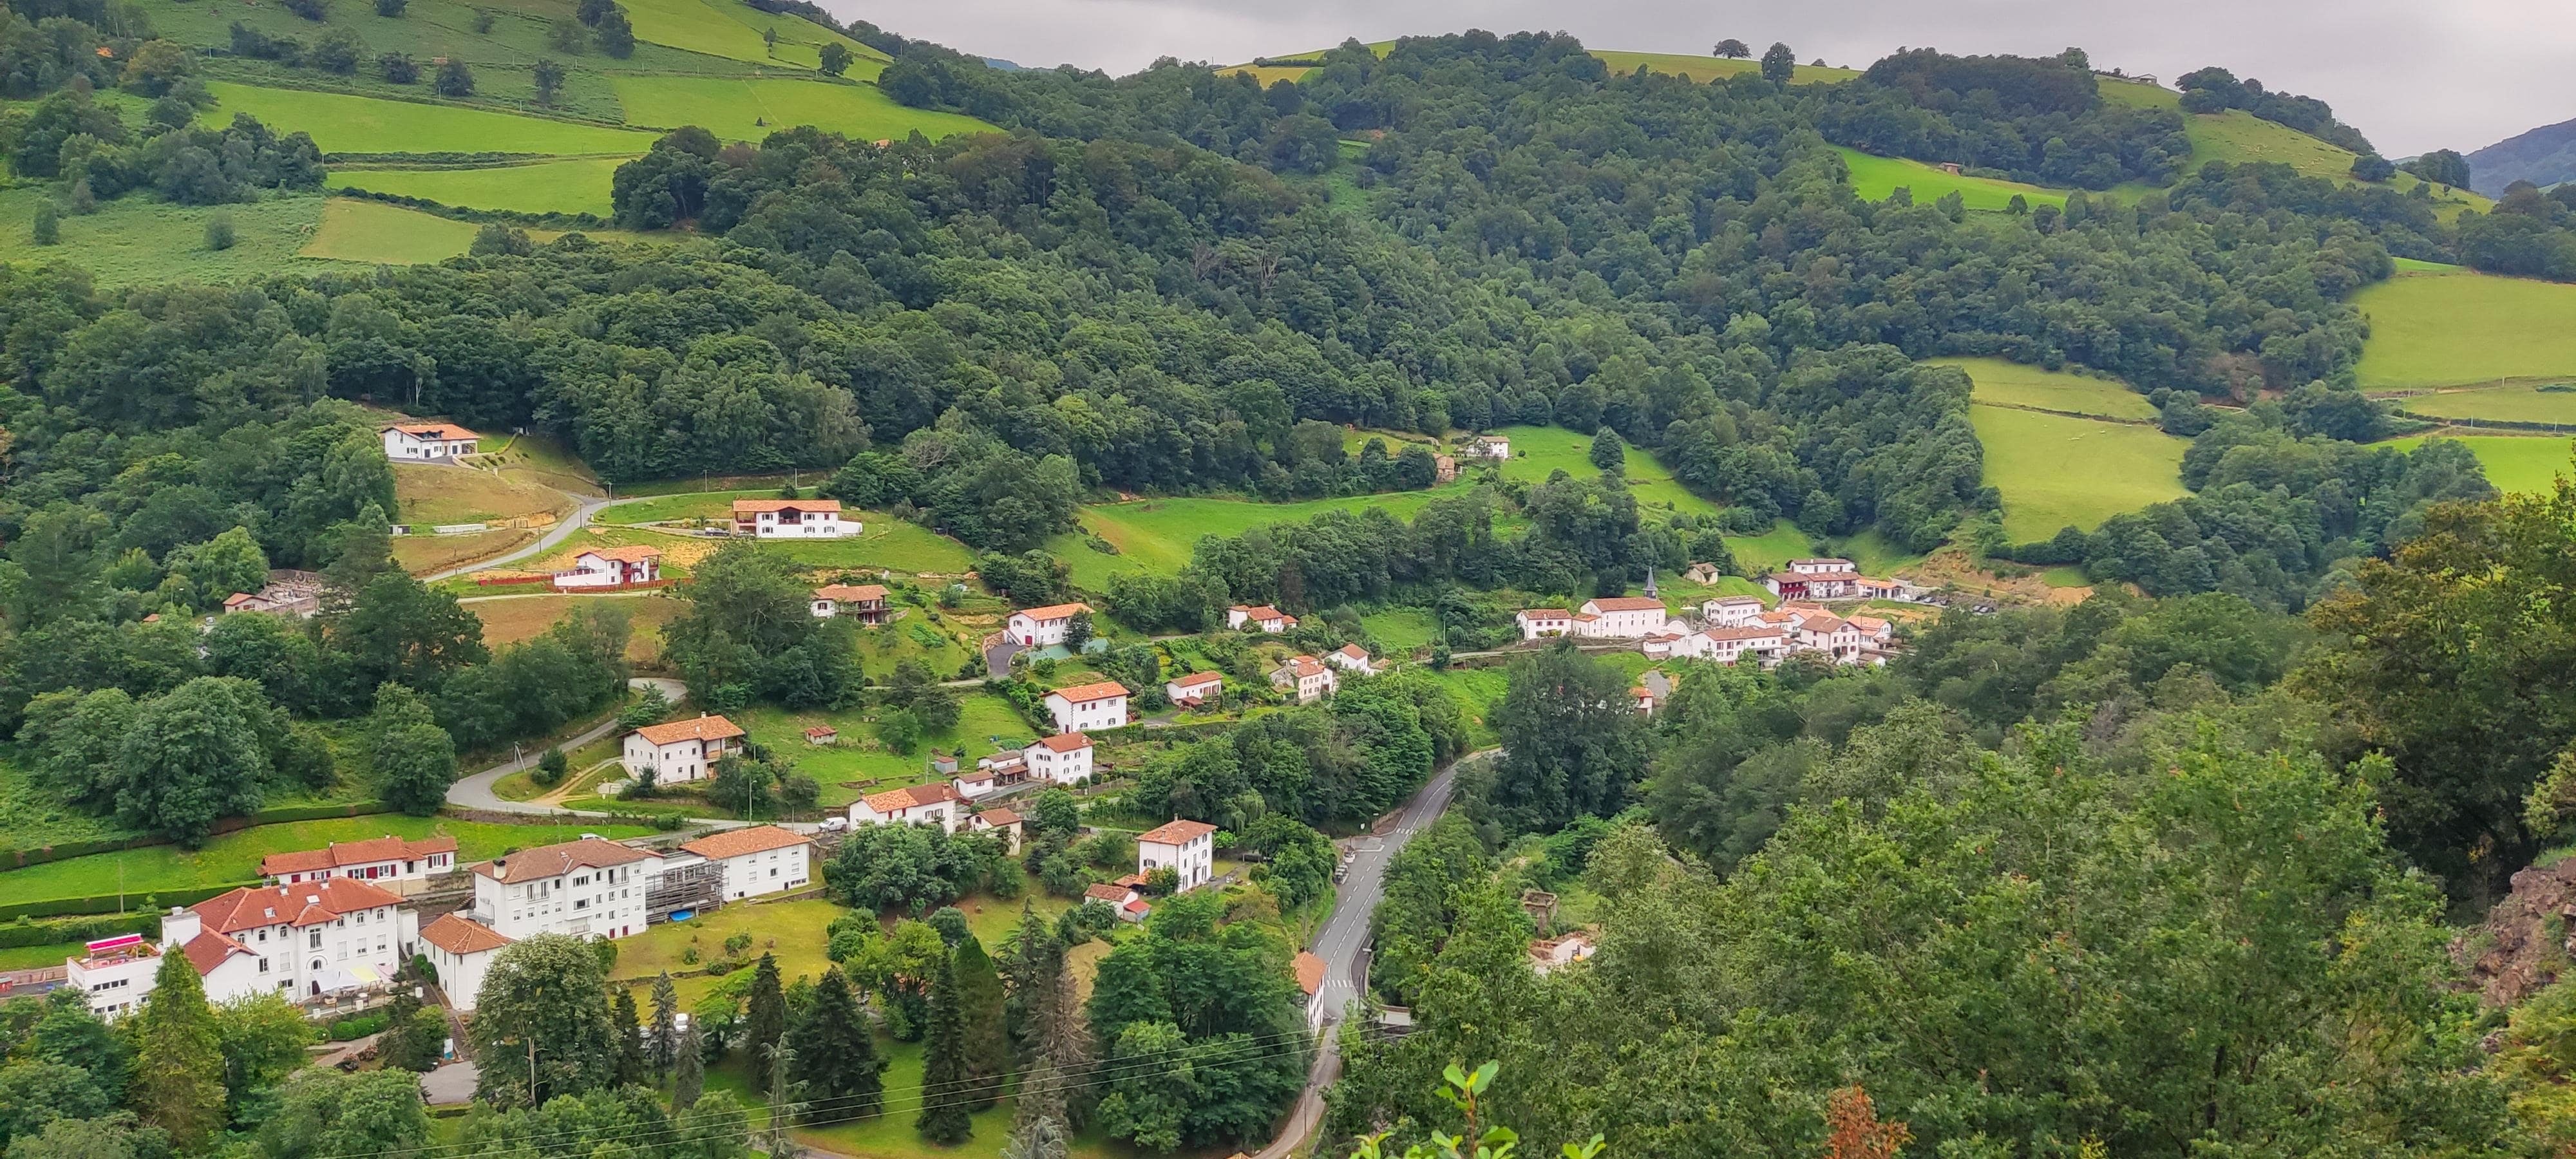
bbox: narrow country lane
[444,676,692,817]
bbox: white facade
[1794,612,1866,664]
[1516,608,1573,639]
[732,500,852,539]
[1027,733,1094,784]
[1327,645,1376,674]
[1044,682,1129,732]
[380,424,478,461]
[469,838,656,941]
[554,547,659,590]
[1165,672,1223,704]
[620,714,746,784]
[1007,603,1090,647]
[678,826,814,901]
[1226,605,1296,633]
[1465,436,1510,459]
[1574,597,1669,639]
[1137,819,1217,891]
[174,880,412,1004]
[1269,656,1337,703]
[418,913,511,1013]
[851,783,965,833]
[1672,625,1791,666]
[1701,596,1765,627]
[262,836,457,885]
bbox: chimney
[162,907,202,947]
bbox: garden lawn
[299,199,487,264]
[1837,148,2069,211]
[2395,384,2576,424]
[0,941,88,970]
[2353,267,2576,390]
[609,898,847,1007]
[200,82,658,155]
[332,158,632,218]
[1926,356,2157,420]
[0,816,654,906]
[2387,435,2572,495]
[1971,405,2187,540]
[607,76,992,142]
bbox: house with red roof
[380,421,479,460]
[1137,818,1218,891]
[732,497,851,538]
[1269,655,1336,703]
[850,782,966,833]
[1164,671,1224,706]
[678,825,813,900]
[1043,681,1128,733]
[811,583,890,623]
[1226,605,1297,633]
[556,545,662,590]
[620,713,746,784]
[469,837,658,941]
[260,834,458,887]
[419,912,512,1012]
[1006,602,1092,647]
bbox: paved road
[422,492,639,581]
[445,677,688,815]
[1253,752,1483,1159]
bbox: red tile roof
[977,807,1023,827]
[420,913,513,956]
[581,545,663,563]
[1276,656,1327,679]
[1702,625,1786,642]
[180,930,253,976]
[1085,883,1137,903]
[1584,596,1667,612]
[1014,602,1091,621]
[632,714,745,746]
[1334,645,1370,661]
[1293,950,1327,996]
[1518,608,1570,619]
[193,879,405,934]
[813,583,887,601]
[863,782,963,813]
[1034,733,1092,753]
[1169,671,1223,690]
[1048,681,1129,704]
[383,422,480,440]
[679,825,812,860]
[1139,818,1218,845]
[471,838,655,885]
[732,498,843,514]
[261,834,458,877]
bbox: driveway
[445,677,688,816]
[983,637,1023,679]
[423,493,654,581]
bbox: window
[308,931,323,949]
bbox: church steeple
[1643,565,1658,599]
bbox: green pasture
[615,0,884,73]
[1070,488,1458,579]
[1837,147,2069,212]
[300,198,488,263]
[1971,404,2188,540]
[2387,435,2571,495]
[201,81,658,155]
[1359,607,1441,652]
[762,521,979,574]
[607,75,991,141]
[1721,518,1817,575]
[733,692,1032,808]
[0,815,654,905]
[0,188,341,287]
[2393,384,2576,424]
[333,157,631,217]
[2097,79,2490,216]
[1828,529,1927,576]
[1588,50,1859,84]
[1489,424,1726,518]
[2353,267,2576,390]
[1927,356,2157,420]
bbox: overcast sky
[835,0,2576,156]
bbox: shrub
[435,58,474,96]
[471,8,493,30]
[282,0,327,20]
[375,0,406,14]
[32,202,59,245]
[204,212,235,250]
[378,52,417,82]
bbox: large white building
[1226,605,1297,633]
[1762,558,1861,601]
[1027,732,1094,784]
[468,837,656,941]
[851,782,966,832]
[621,714,746,784]
[731,498,852,538]
[1573,596,1669,639]
[62,923,271,1021]
[676,825,813,901]
[260,834,458,887]
[380,422,479,461]
[1515,608,1573,639]
[1701,596,1765,627]
[1006,602,1091,647]
[418,912,512,1013]
[1671,624,1792,666]
[156,879,415,1004]
[1044,681,1129,733]
[1137,818,1218,891]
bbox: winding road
[445,676,690,816]
[422,491,631,583]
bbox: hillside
[2468,115,2576,196]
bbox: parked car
[818,817,848,832]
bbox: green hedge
[0,912,162,948]
[0,881,252,923]
[0,800,392,871]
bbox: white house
[1763,558,1861,601]
[1165,672,1224,705]
[1137,818,1218,891]
[468,837,657,941]
[1027,732,1094,784]
[554,545,661,590]
[811,583,890,624]
[1848,614,1894,645]
[1573,596,1668,639]
[1326,644,1376,674]
[677,825,813,901]
[1792,610,1866,664]
[1006,602,1091,647]
[260,835,459,887]
[732,498,852,539]
[851,782,966,833]
[1269,655,1336,703]
[1855,577,1931,603]
[1226,605,1298,633]
[1701,595,1766,627]
[1043,681,1129,733]
[1629,686,1657,715]
[1515,608,1573,639]
[1529,931,1596,975]
[1674,625,1791,666]
[62,925,264,1021]
[418,913,512,1013]
[620,714,746,784]
[968,807,1023,854]
[1463,435,1511,459]
[151,879,415,1005]
[380,422,479,461]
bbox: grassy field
[1591,50,1860,84]
[486,434,603,496]
[609,898,845,1006]
[0,189,347,286]
[1927,356,2158,420]
[469,592,683,663]
[1971,404,2188,540]
[605,75,992,141]
[2395,384,2576,424]
[2097,79,2491,216]
[1,816,654,904]
[598,493,977,573]
[2353,266,2576,390]
[333,158,632,218]
[734,692,1032,808]
[1071,489,1457,578]
[202,81,659,155]
[393,527,536,574]
[1359,607,1441,652]
[1837,147,2069,211]
[393,464,576,525]
[2387,435,2571,494]
[299,198,491,263]
[1721,518,1817,575]
[616,0,884,72]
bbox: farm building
[380,422,479,461]
[1762,558,1861,601]
[732,498,851,538]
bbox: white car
[817,816,848,832]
